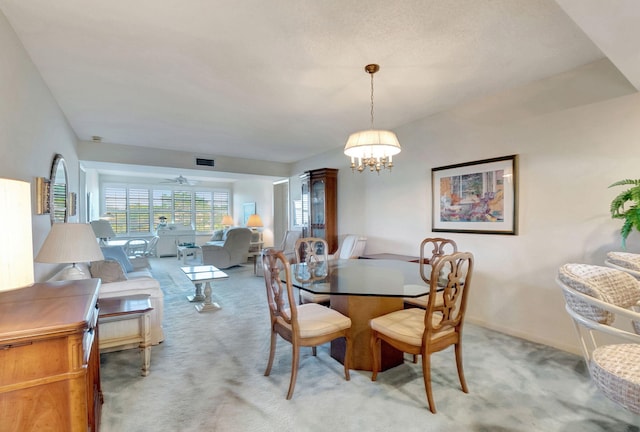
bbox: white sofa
[49,259,164,346]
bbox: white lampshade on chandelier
[344,64,401,173]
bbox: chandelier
[344,64,401,173]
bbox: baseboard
[466,317,581,356]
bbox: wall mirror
[49,153,68,224]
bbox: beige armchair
[329,234,367,260]
[201,227,252,269]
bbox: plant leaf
[609,179,640,188]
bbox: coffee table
[181,265,229,312]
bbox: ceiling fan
[161,175,198,186]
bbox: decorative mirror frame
[49,153,69,224]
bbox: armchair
[201,227,252,269]
[329,234,367,260]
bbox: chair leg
[370,331,380,381]
[412,354,418,363]
[286,343,300,400]
[264,330,277,376]
[343,334,352,381]
[421,353,436,414]
[312,346,317,356]
[455,342,469,393]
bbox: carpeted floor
[99,257,640,431]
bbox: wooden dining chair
[294,237,331,305]
[370,251,474,413]
[261,248,353,399]
[404,237,458,309]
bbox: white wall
[0,11,80,282]
[233,178,275,247]
[292,59,640,354]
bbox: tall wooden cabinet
[300,168,338,254]
[0,279,102,432]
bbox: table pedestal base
[187,283,205,302]
[330,295,403,371]
[194,281,221,313]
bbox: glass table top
[288,259,431,298]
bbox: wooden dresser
[0,279,102,432]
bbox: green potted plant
[609,179,640,248]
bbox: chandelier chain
[370,72,375,129]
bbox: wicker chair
[557,263,640,414]
[605,251,640,280]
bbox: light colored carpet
[99,258,640,431]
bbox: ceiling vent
[195,158,215,168]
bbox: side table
[181,265,229,312]
[98,294,153,376]
[177,245,202,264]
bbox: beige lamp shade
[246,214,263,228]
[344,129,401,159]
[221,215,234,226]
[36,223,104,265]
[0,179,34,291]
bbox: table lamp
[221,214,234,228]
[0,179,34,292]
[90,219,116,245]
[246,214,263,230]
[36,223,104,280]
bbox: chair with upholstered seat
[295,237,331,305]
[556,263,640,414]
[261,248,353,400]
[370,251,474,413]
[605,251,640,280]
[404,237,458,309]
[255,230,302,277]
[201,227,252,269]
[329,234,367,260]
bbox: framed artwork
[243,202,256,226]
[432,155,518,235]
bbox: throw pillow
[210,229,224,241]
[100,246,134,273]
[89,260,128,283]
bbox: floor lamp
[0,179,34,292]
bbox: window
[102,184,230,235]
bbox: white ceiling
[1,0,639,179]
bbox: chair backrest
[262,248,299,331]
[334,235,367,259]
[223,227,252,251]
[558,263,640,326]
[419,238,458,282]
[145,236,159,256]
[295,237,328,265]
[605,251,640,280]
[124,238,148,257]
[423,251,473,341]
[279,230,302,262]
